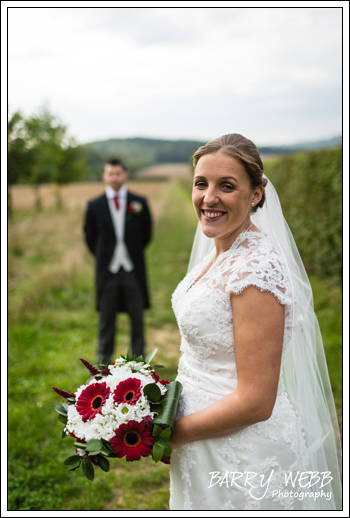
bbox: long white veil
[188,177,342,510]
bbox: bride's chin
[200,225,219,239]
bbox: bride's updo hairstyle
[193,133,268,213]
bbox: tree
[24,107,66,210]
[7,111,32,216]
[54,140,87,209]
[8,106,88,213]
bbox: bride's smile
[193,152,262,252]
[201,209,226,220]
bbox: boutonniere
[127,201,143,214]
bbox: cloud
[97,7,201,46]
[7,6,342,145]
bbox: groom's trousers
[97,268,145,365]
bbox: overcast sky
[6,3,345,146]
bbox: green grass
[7,180,341,510]
[7,181,197,511]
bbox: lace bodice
[172,230,300,380]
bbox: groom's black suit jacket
[84,190,152,311]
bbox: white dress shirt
[105,185,134,273]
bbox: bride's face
[193,152,259,248]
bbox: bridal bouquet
[52,350,182,480]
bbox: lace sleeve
[225,245,293,307]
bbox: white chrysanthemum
[156,382,167,396]
[114,404,137,422]
[110,357,127,367]
[76,448,86,457]
[66,401,121,442]
[127,361,151,372]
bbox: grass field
[7,178,342,511]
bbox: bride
[168,133,342,510]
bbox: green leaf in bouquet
[98,439,116,457]
[143,383,162,403]
[145,348,158,365]
[152,364,165,369]
[96,356,105,370]
[54,404,68,417]
[74,442,87,449]
[68,464,81,471]
[100,439,114,452]
[64,455,81,466]
[152,440,165,463]
[126,347,136,361]
[61,400,68,411]
[161,439,172,457]
[150,402,161,411]
[58,414,67,425]
[135,355,145,363]
[96,454,110,472]
[99,449,114,458]
[153,380,183,428]
[152,424,163,437]
[61,429,68,439]
[99,450,110,458]
[159,427,172,440]
[82,457,95,481]
[85,439,103,453]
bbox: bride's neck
[213,221,258,258]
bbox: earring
[251,202,254,206]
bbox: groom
[84,157,152,365]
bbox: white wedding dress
[169,230,314,511]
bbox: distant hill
[82,137,205,180]
[82,135,342,180]
[258,135,342,156]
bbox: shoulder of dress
[225,232,287,273]
[224,232,294,305]
[236,232,280,256]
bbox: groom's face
[102,164,129,192]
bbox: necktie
[113,193,119,209]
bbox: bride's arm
[170,286,285,449]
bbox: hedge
[264,147,342,283]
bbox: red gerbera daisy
[110,419,154,461]
[76,382,111,422]
[113,378,142,405]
